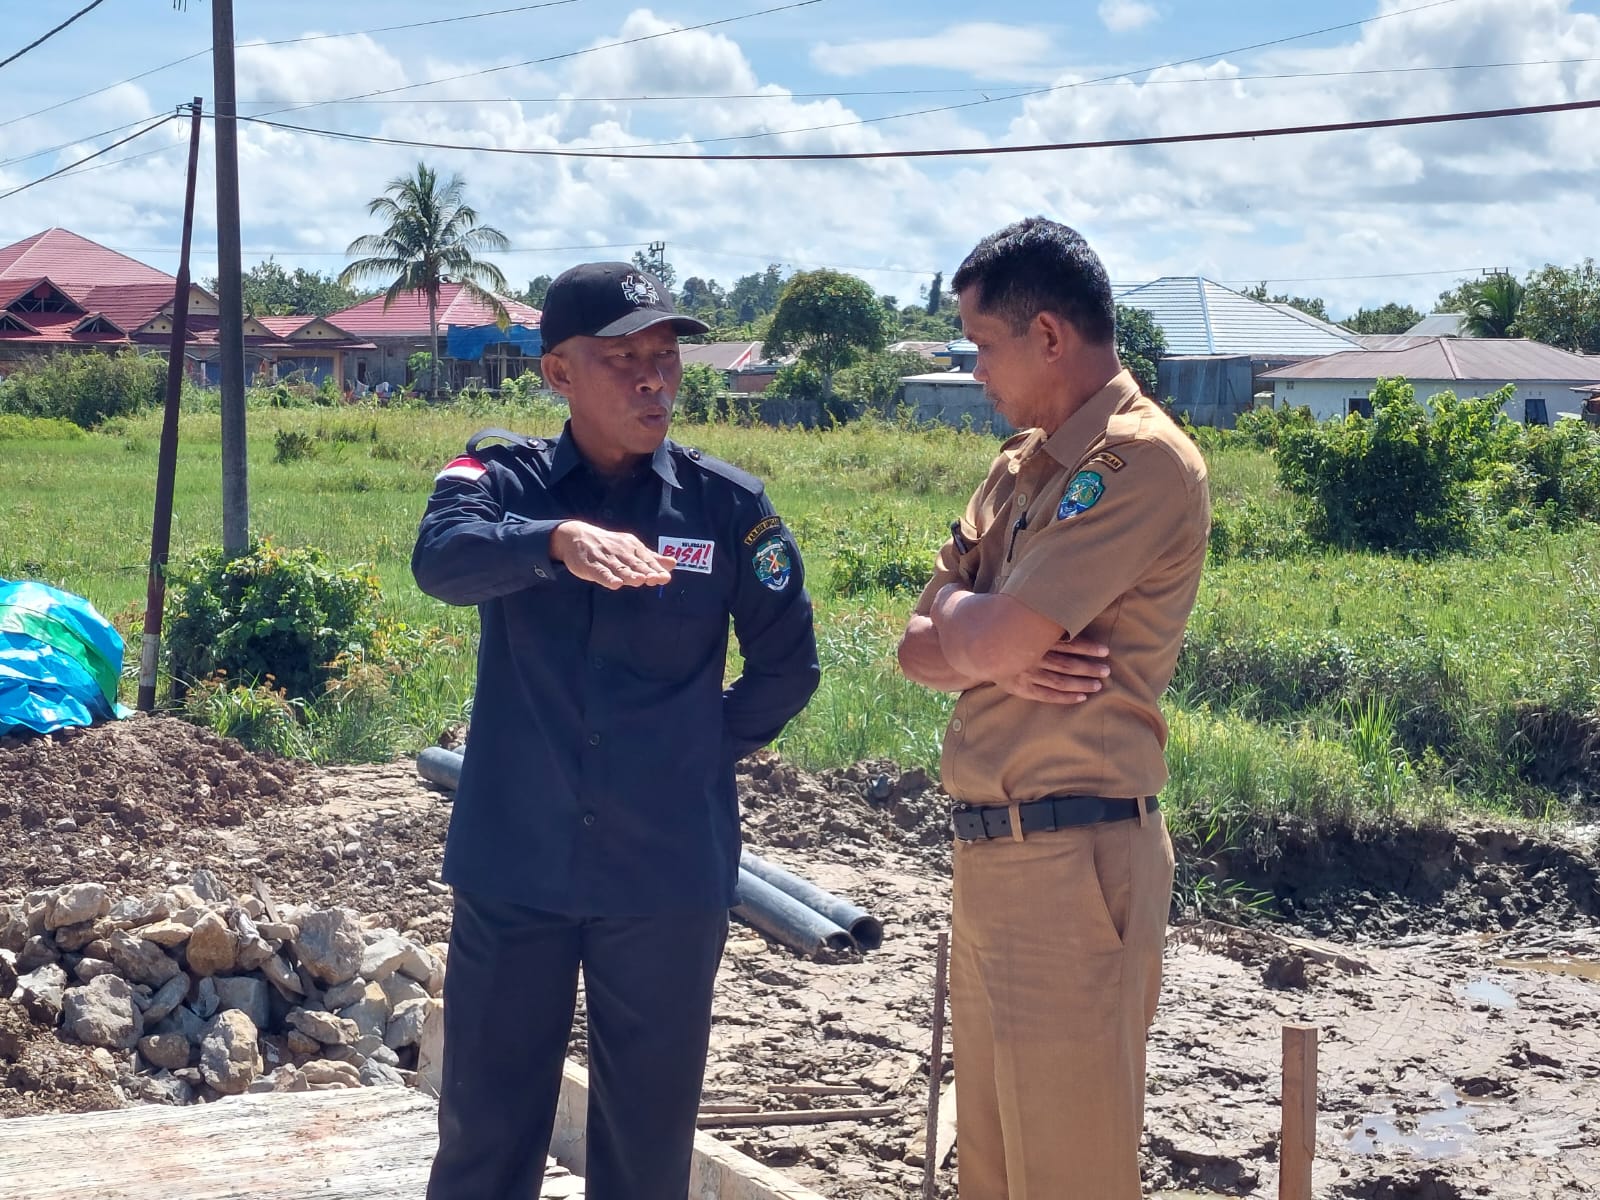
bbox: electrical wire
[234,95,1600,164]
[0,0,112,72]
[246,0,828,120]
[0,115,175,202]
[0,114,168,171]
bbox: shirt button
[591,656,605,670]
[1015,493,1028,508]
[535,567,548,579]
[583,813,597,827]
[951,718,964,732]
[587,733,602,747]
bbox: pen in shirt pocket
[1007,509,1030,562]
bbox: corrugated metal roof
[1260,338,1600,383]
[680,341,763,371]
[1116,277,1361,356]
[329,285,541,337]
[1406,313,1467,337]
[0,228,173,293]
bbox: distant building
[1405,313,1469,338]
[679,341,783,394]
[1112,277,1361,426]
[0,228,371,381]
[1260,338,1600,424]
[329,286,541,391]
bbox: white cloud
[9,1,1600,318]
[1098,0,1158,34]
[811,23,1060,83]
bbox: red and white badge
[435,455,487,484]
[658,536,715,574]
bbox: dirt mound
[1213,819,1600,939]
[0,715,312,896]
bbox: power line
[247,0,828,120]
[246,0,583,48]
[1215,268,1489,285]
[242,0,1469,151]
[0,0,112,72]
[0,115,175,202]
[107,241,652,257]
[0,114,168,171]
[236,55,1600,109]
[0,2,587,135]
[235,95,1600,164]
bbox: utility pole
[649,239,666,279]
[213,0,249,556]
[138,98,205,712]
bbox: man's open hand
[994,635,1111,704]
[550,521,675,589]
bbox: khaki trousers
[949,811,1175,1200]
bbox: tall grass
[0,404,1594,834]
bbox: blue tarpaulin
[0,579,127,735]
[446,323,542,362]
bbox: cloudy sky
[2,0,1599,317]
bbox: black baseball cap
[538,262,709,353]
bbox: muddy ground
[2,716,1598,1199]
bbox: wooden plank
[1279,1023,1319,1200]
[696,1106,898,1129]
[766,1083,866,1097]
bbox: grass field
[3,399,1597,871]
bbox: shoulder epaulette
[466,427,545,455]
[999,430,1034,452]
[674,444,764,495]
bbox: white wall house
[1261,338,1600,425]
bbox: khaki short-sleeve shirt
[916,370,1210,803]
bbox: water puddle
[1496,956,1600,983]
[1346,1085,1480,1160]
[1459,977,1517,1008]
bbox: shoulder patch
[435,455,488,484]
[465,427,536,455]
[751,535,795,592]
[1056,470,1105,521]
[1085,450,1126,473]
[676,445,764,496]
[743,515,783,547]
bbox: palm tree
[339,163,511,396]
[1461,273,1525,339]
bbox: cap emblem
[621,274,660,306]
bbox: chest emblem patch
[752,536,794,591]
[1056,470,1105,521]
[658,536,715,575]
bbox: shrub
[1276,379,1517,555]
[1233,403,1315,450]
[0,349,165,428]
[0,413,85,441]
[833,350,934,416]
[497,371,545,403]
[273,428,316,463]
[770,361,825,407]
[817,507,938,596]
[165,540,381,701]
[677,362,725,422]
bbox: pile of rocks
[0,871,446,1107]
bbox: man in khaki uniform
[898,217,1210,1199]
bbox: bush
[1233,403,1315,450]
[0,350,165,428]
[273,428,316,463]
[810,506,939,596]
[677,362,725,422]
[165,540,381,701]
[770,361,825,406]
[833,349,934,416]
[1276,379,1518,555]
[0,413,85,441]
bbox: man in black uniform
[413,262,820,1200]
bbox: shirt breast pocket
[621,580,729,681]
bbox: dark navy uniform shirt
[412,424,820,916]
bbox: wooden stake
[1279,1024,1318,1200]
[922,931,951,1200]
[696,1106,897,1129]
[767,1084,867,1097]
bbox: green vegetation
[0,350,167,428]
[1,392,1595,849]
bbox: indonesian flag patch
[658,536,715,574]
[435,455,488,484]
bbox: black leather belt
[951,795,1159,841]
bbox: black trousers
[426,889,729,1200]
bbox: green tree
[1115,305,1166,396]
[729,265,787,324]
[632,250,676,297]
[1342,302,1425,335]
[1245,283,1332,323]
[925,271,943,316]
[220,260,367,317]
[339,162,511,397]
[834,349,935,415]
[1461,273,1524,338]
[764,269,888,401]
[521,274,553,308]
[1517,259,1600,353]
